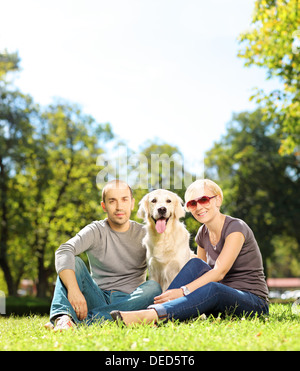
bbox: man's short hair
[102,180,133,203]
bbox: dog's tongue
[155,218,167,234]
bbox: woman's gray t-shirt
[195,215,269,301]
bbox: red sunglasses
[186,195,217,210]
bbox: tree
[0,51,38,295]
[0,50,114,297]
[205,109,300,269]
[18,101,113,297]
[139,141,189,194]
[237,0,300,154]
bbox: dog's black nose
[158,207,167,215]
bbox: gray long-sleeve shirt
[55,219,147,294]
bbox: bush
[5,296,51,316]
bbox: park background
[0,0,299,307]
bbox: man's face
[101,185,135,231]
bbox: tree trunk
[36,247,49,298]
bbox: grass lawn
[0,304,299,351]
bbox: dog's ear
[137,194,149,220]
[174,195,186,219]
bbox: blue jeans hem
[147,303,168,320]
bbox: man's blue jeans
[50,257,162,325]
[148,258,269,321]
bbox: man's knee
[75,257,89,275]
[138,280,162,300]
[145,280,162,297]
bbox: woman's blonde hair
[184,179,223,210]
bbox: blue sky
[1,0,280,170]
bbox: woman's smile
[197,211,208,217]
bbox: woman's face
[190,187,222,224]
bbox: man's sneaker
[44,321,54,330]
[53,315,76,331]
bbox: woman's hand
[154,288,184,304]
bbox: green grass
[0,304,299,351]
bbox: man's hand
[154,288,184,304]
[59,269,88,321]
[68,289,88,321]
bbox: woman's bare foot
[111,309,158,326]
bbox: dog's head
[137,189,185,234]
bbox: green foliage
[0,50,20,82]
[0,87,39,295]
[0,269,7,295]
[139,141,186,192]
[238,0,300,154]
[205,109,300,267]
[267,235,300,277]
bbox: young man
[46,180,161,330]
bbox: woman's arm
[197,245,206,261]
[186,231,244,292]
[154,232,245,303]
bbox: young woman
[110,179,269,325]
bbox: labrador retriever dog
[137,189,192,292]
